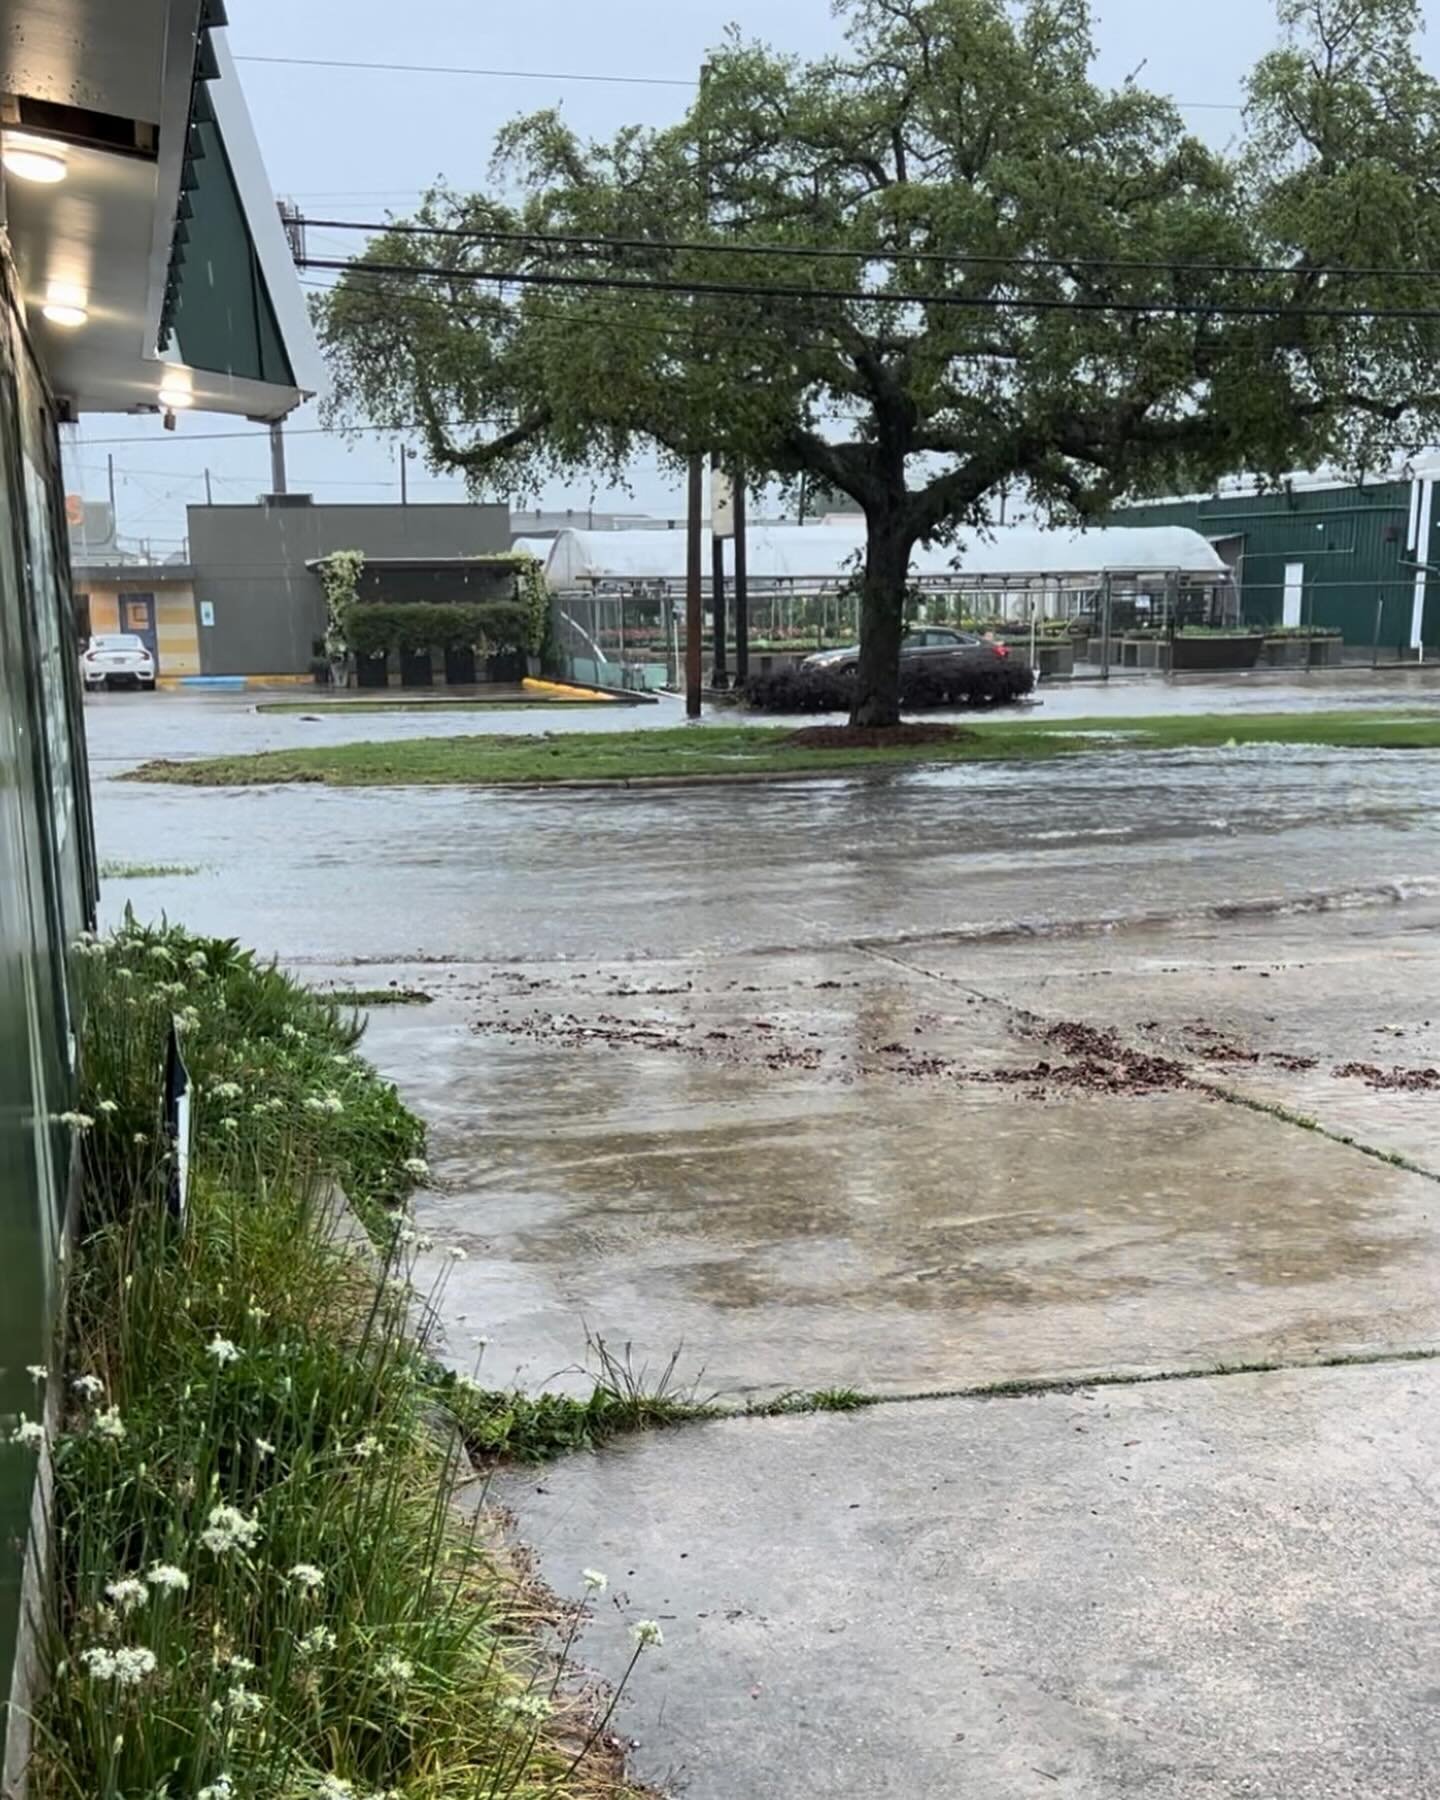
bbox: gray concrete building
[188,496,511,675]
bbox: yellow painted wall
[76,581,199,676]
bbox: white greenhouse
[541,521,1233,691]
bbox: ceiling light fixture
[2,133,67,184]
[42,285,88,328]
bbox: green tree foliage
[318,0,1440,724]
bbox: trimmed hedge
[744,656,1035,713]
[346,600,534,656]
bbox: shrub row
[743,656,1036,713]
[347,600,533,657]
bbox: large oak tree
[319,0,1440,724]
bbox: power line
[301,214,1440,284]
[233,53,694,88]
[295,271,883,381]
[63,417,516,446]
[232,51,1246,111]
[299,255,1440,323]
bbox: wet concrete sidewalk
[356,903,1440,1400]
[89,690,1440,1798]
[501,1361,1440,1800]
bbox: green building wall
[1116,475,1440,653]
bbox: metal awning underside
[1,0,321,418]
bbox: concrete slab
[360,944,1440,1399]
[890,902,1440,1175]
[500,1360,1440,1799]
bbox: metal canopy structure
[1,0,321,419]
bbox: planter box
[355,652,389,690]
[1170,634,1264,672]
[443,646,478,686]
[1260,636,1343,668]
[1118,636,1168,670]
[1004,639,1075,678]
[485,648,527,683]
[399,650,434,688]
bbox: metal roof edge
[205,28,325,407]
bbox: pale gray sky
[64,0,1440,552]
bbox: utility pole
[269,421,288,495]
[711,458,730,689]
[686,455,704,717]
[106,453,116,517]
[399,443,408,507]
[733,466,749,684]
[688,57,712,718]
[203,467,212,506]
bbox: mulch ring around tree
[783,724,980,749]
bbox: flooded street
[89,684,1440,1798]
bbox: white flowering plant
[39,920,649,1800]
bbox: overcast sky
[63,0,1440,553]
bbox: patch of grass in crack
[333,986,435,1007]
[99,859,201,878]
[426,1338,719,1463]
[744,1386,872,1417]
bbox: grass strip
[100,861,202,879]
[124,709,1440,788]
[329,987,436,1008]
[25,920,650,1800]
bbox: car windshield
[92,635,144,650]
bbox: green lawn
[124,710,1440,789]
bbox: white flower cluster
[401,1157,430,1180]
[210,1081,243,1102]
[93,1406,126,1442]
[351,1435,381,1462]
[288,1563,325,1592]
[297,1625,338,1658]
[9,1417,45,1449]
[105,1577,147,1613]
[206,1336,241,1366]
[499,1692,550,1722]
[582,1568,608,1593]
[197,1777,234,1800]
[72,1374,105,1400]
[147,1563,189,1592]
[200,1504,262,1556]
[80,1644,157,1686]
[633,1620,664,1648]
[373,1651,414,1689]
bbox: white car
[82,633,156,691]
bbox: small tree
[316,550,365,687]
[318,0,1440,726]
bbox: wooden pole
[686,455,704,717]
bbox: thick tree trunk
[850,507,914,728]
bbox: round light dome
[3,135,67,184]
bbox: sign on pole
[711,468,735,540]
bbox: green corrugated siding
[1116,480,1427,649]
